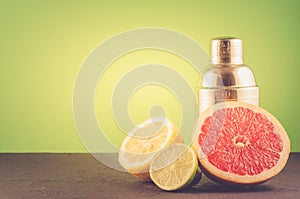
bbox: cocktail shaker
[199,38,259,113]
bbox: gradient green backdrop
[1,0,299,152]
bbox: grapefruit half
[192,101,290,185]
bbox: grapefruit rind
[192,101,290,185]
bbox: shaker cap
[202,37,257,88]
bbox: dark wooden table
[0,153,299,199]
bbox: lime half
[149,143,201,191]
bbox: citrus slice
[192,101,290,185]
[149,143,201,191]
[118,117,184,181]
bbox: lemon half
[118,117,184,181]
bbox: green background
[0,0,299,152]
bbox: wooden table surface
[0,153,299,199]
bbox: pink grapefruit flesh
[192,102,290,185]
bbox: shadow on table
[134,176,274,194]
[180,177,273,193]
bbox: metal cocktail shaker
[199,38,259,113]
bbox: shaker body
[199,87,259,114]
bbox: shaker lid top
[211,37,243,65]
